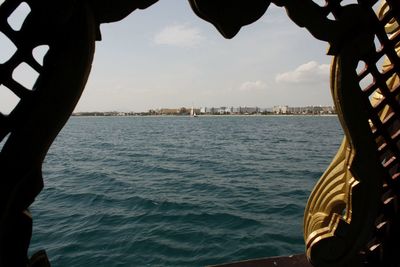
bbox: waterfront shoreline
[71,113,338,117]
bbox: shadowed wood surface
[208,254,312,267]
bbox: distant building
[236,106,259,114]
[218,107,230,114]
[321,106,335,114]
[231,107,240,114]
[285,105,336,114]
[71,105,336,117]
[273,105,289,114]
[159,108,180,115]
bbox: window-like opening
[0,85,19,115]
[360,73,375,91]
[12,62,39,90]
[33,45,50,66]
[0,31,17,64]
[7,2,30,31]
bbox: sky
[0,0,334,113]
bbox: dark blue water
[29,116,342,267]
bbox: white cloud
[275,61,329,84]
[154,24,204,48]
[239,80,267,91]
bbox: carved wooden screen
[358,0,400,264]
[1,0,400,266]
[0,1,96,265]
[302,0,400,266]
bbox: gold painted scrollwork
[304,0,400,266]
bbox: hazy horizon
[0,1,334,114]
[73,103,335,113]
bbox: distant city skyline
[73,104,336,116]
[0,1,334,114]
[73,104,335,113]
[72,100,334,113]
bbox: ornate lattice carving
[298,0,400,265]
[1,0,400,266]
[0,1,163,265]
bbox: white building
[273,105,289,114]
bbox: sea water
[28,115,342,267]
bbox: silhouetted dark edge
[208,254,312,267]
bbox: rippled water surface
[29,116,342,267]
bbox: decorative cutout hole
[388,72,399,92]
[340,0,358,7]
[0,31,17,63]
[382,188,395,203]
[369,118,376,131]
[0,85,20,114]
[372,0,382,13]
[384,16,399,35]
[374,35,383,52]
[381,150,396,168]
[391,32,400,43]
[0,133,11,151]
[341,207,347,218]
[382,112,395,129]
[356,60,366,75]
[389,162,400,178]
[377,1,390,21]
[33,45,49,66]
[369,89,384,108]
[7,2,30,31]
[382,55,394,74]
[312,0,326,7]
[327,12,335,20]
[12,62,39,90]
[360,73,374,91]
[376,54,387,73]
[375,135,385,148]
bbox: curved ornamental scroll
[0,0,158,266]
[301,0,400,266]
[0,1,97,266]
[273,0,400,265]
